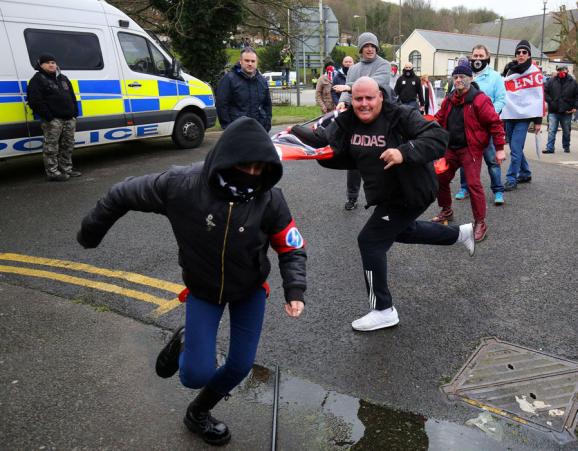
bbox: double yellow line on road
[0,253,183,318]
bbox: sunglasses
[516,50,529,55]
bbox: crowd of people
[67,32,576,448]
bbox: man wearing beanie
[455,44,507,205]
[500,40,544,190]
[433,61,506,242]
[77,117,307,446]
[333,32,392,211]
[27,53,81,181]
[394,62,425,110]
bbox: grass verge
[271,105,322,126]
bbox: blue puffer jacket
[216,64,272,131]
[473,66,506,113]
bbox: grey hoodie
[339,55,391,105]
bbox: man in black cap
[543,65,578,153]
[27,53,81,181]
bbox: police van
[0,0,216,160]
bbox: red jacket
[435,86,505,156]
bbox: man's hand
[332,85,350,93]
[380,148,404,170]
[336,102,347,111]
[495,149,506,165]
[534,124,541,134]
[284,300,304,318]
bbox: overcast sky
[427,0,575,19]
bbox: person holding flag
[501,40,545,190]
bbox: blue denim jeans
[546,113,572,152]
[459,138,504,193]
[179,288,266,395]
[505,120,532,185]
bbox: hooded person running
[77,117,307,446]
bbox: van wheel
[173,112,204,149]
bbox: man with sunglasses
[543,65,578,154]
[500,40,545,190]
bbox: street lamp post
[540,0,547,68]
[494,17,504,71]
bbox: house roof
[470,10,578,53]
[412,29,547,59]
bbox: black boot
[184,387,231,446]
[155,326,184,378]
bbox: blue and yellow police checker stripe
[0,78,214,124]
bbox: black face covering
[470,58,490,73]
[343,66,349,75]
[403,69,413,77]
[220,167,262,191]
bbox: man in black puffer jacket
[77,117,306,446]
[292,77,475,332]
[27,53,81,181]
[216,47,272,131]
[544,65,578,153]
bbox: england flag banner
[501,63,545,120]
[271,130,334,161]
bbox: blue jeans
[459,138,504,193]
[546,113,572,151]
[505,120,532,185]
[179,289,266,395]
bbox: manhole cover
[442,337,578,444]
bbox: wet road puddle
[234,362,569,450]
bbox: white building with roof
[397,29,557,78]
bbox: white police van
[0,0,216,159]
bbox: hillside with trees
[108,0,498,83]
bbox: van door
[17,26,130,148]
[0,8,29,158]
[115,31,178,139]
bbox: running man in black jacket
[77,117,306,446]
[292,77,474,332]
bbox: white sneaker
[351,308,399,331]
[458,223,475,257]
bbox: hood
[202,117,283,197]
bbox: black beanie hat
[515,40,531,56]
[38,53,56,65]
[452,63,473,77]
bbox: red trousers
[437,147,486,222]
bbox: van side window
[24,29,103,70]
[118,33,170,78]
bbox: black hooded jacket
[77,118,306,304]
[27,68,78,121]
[292,103,448,210]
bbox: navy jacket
[331,68,347,105]
[216,64,272,131]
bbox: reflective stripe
[81,98,124,116]
[0,103,27,123]
[0,81,21,94]
[0,78,214,121]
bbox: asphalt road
[1,128,577,449]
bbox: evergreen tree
[152,0,244,86]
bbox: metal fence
[270,88,292,106]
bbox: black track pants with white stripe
[358,203,460,310]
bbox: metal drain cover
[442,337,578,443]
